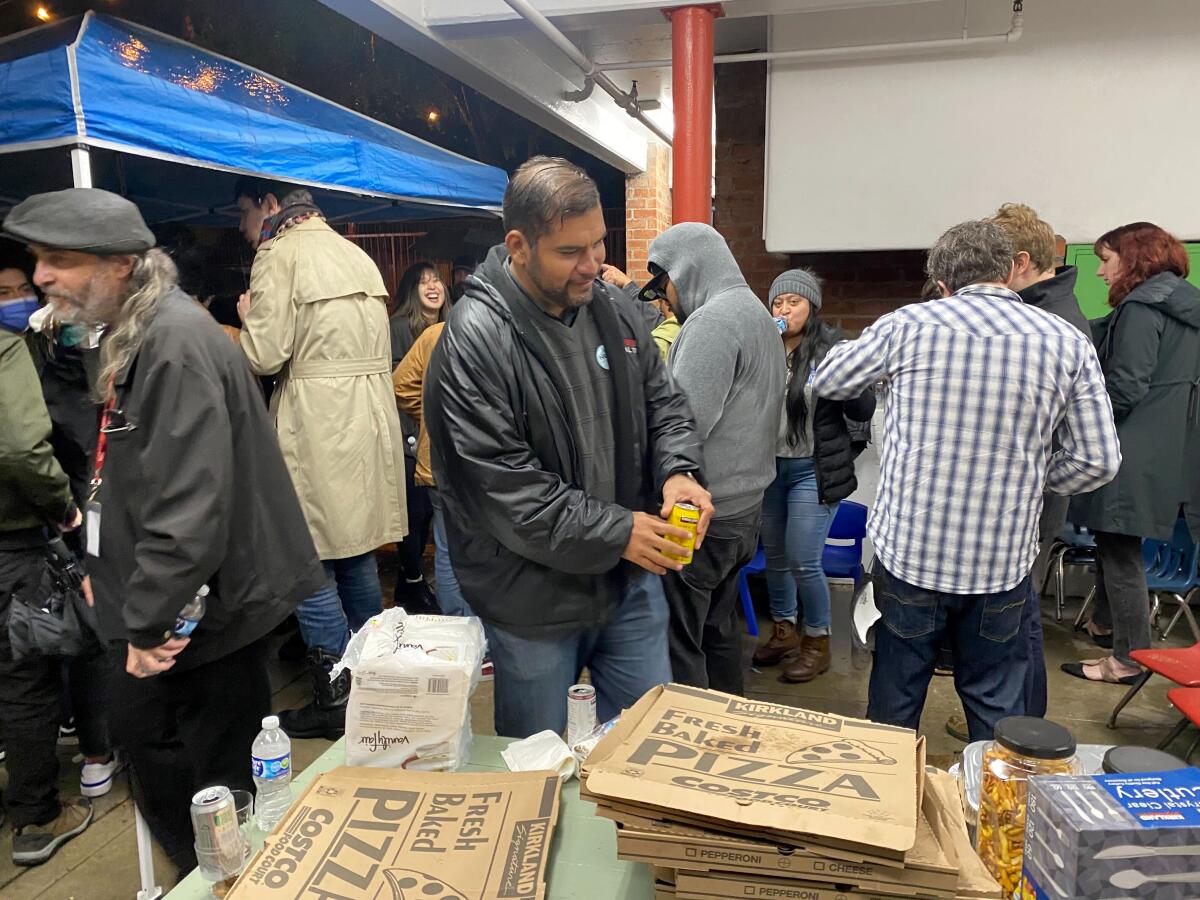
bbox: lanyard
[88,378,118,503]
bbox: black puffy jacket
[787,333,876,504]
[425,247,704,631]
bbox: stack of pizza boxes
[580,685,1002,900]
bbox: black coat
[425,248,704,631]
[1019,267,1089,337]
[91,289,325,669]
[787,336,875,504]
[1070,273,1200,541]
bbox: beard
[527,254,593,311]
[44,279,121,327]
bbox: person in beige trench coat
[237,184,407,739]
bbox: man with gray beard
[2,189,325,876]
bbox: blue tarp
[0,12,507,221]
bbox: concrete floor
[0,574,1189,900]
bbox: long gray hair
[97,248,178,400]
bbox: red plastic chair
[1160,687,1200,759]
[1108,642,1200,728]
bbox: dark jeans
[1020,580,1047,717]
[0,547,110,828]
[663,505,761,696]
[108,637,272,875]
[395,454,433,591]
[484,570,671,738]
[1091,531,1151,667]
[867,564,1028,743]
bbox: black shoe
[394,577,440,616]
[277,628,308,663]
[279,648,351,740]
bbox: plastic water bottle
[251,715,293,831]
[774,316,788,334]
[173,585,209,637]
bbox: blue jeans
[295,551,383,657]
[1020,580,1047,717]
[429,490,472,618]
[483,570,672,738]
[761,457,838,631]
[867,564,1028,743]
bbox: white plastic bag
[333,608,486,770]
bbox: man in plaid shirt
[812,220,1120,741]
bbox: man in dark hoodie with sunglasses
[425,157,711,738]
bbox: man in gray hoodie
[644,223,785,694]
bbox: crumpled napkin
[501,730,577,782]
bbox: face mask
[0,296,39,333]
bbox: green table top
[166,734,654,899]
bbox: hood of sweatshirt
[1123,271,1200,330]
[647,222,751,320]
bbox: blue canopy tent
[0,12,508,224]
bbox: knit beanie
[768,268,822,310]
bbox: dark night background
[0,0,625,205]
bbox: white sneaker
[80,754,124,799]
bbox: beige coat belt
[289,356,391,378]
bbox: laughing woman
[1066,223,1200,685]
[753,269,875,683]
[389,262,450,613]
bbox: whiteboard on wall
[764,0,1200,253]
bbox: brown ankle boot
[752,620,802,667]
[781,634,831,683]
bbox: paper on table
[853,580,881,644]
[501,729,577,782]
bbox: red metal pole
[668,5,719,224]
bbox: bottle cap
[197,584,210,597]
[262,715,280,730]
[993,716,1076,760]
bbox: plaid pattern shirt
[812,284,1121,594]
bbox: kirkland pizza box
[920,771,1002,900]
[615,809,957,898]
[1021,768,1200,900]
[228,766,560,900]
[583,684,924,859]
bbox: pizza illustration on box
[384,868,469,900]
[785,739,896,766]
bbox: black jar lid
[1102,745,1189,775]
[993,716,1076,760]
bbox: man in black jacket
[426,158,712,738]
[3,189,326,875]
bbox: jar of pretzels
[975,716,1077,898]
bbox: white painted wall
[764,0,1200,252]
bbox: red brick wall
[625,142,672,282]
[713,61,924,334]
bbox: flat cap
[2,188,155,254]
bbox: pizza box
[227,765,561,900]
[614,805,958,897]
[583,684,924,859]
[920,771,1002,900]
[674,869,914,900]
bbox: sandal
[1061,656,1142,685]
[1075,619,1114,649]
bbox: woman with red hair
[1066,223,1200,684]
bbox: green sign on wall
[1067,243,1200,320]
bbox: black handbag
[8,537,102,661]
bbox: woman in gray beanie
[753,268,876,682]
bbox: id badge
[85,501,101,557]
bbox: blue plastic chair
[1149,518,1200,642]
[1051,524,1097,624]
[822,501,868,581]
[737,545,765,637]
